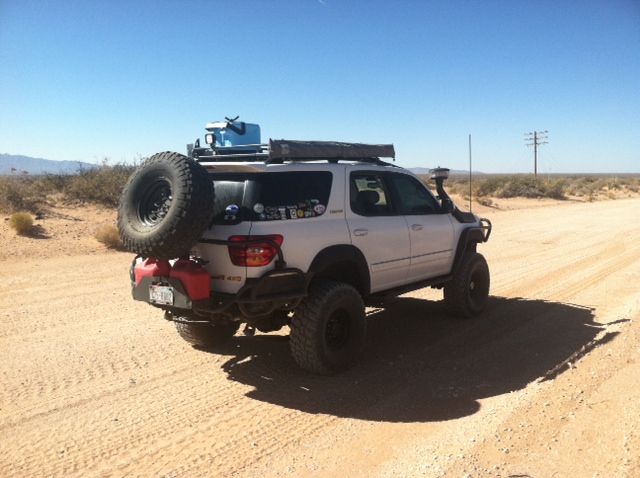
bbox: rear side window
[211,179,247,225]
[211,171,333,224]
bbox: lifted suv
[118,118,491,374]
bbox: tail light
[227,235,283,267]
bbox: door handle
[411,224,424,231]
[353,228,368,237]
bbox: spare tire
[117,151,214,259]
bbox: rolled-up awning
[269,139,395,160]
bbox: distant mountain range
[1,153,480,176]
[0,154,96,175]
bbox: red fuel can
[134,258,171,286]
[170,259,210,301]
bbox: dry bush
[94,225,122,249]
[421,173,640,201]
[9,212,34,235]
[419,174,568,200]
[0,161,137,212]
[500,176,563,199]
[0,176,49,213]
[64,163,135,207]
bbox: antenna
[524,130,549,177]
[468,134,472,212]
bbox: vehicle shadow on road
[213,296,617,423]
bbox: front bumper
[480,217,492,241]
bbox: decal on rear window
[211,172,332,223]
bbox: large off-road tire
[290,281,366,374]
[175,321,240,348]
[444,252,490,318]
[117,151,214,259]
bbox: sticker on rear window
[255,200,327,220]
[224,204,240,221]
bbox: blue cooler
[205,119,261,151]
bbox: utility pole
[524,130,548,177]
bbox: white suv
[118,135,491,374]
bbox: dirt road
[1,198,639,477]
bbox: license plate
[149,284,174,305]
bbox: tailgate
[195,224,249,294]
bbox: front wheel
[444,252,490,318]
[290,281,366,374]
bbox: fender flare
[452,226,486,273]
[307,245,371,297]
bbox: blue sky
[1,0,638,173]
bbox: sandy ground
[0,203,117,261]
[1,198,639,477]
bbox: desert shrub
[477,196,493,207]
[563,176,635,199]
[475,176,506,197]
[0,161,136,212]
[544,179,567,199]
[35,173,68,194]
[472,175,567,199]
[0,176,49,212]
[500,176,542,198]
[9,212,34,234]
[64,163,135,207]
[430,173,640,201]
[94,225,122,249]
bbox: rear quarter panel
[246,165,351,278]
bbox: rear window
[211,171,333,224]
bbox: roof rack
[193,139,395,165]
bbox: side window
[211,178,249,225]
[350,174,394,216]
[388,173,440,215]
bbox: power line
[524,130,548,177]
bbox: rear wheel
[290,281,366,374]
[444,252,490,318]
[175,320,240,348]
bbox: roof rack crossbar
[212,143,269,150]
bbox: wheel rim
[325,309,350,350]
[469,267,488,306]
[137,179,172,226]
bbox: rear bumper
[132,267,307,318]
